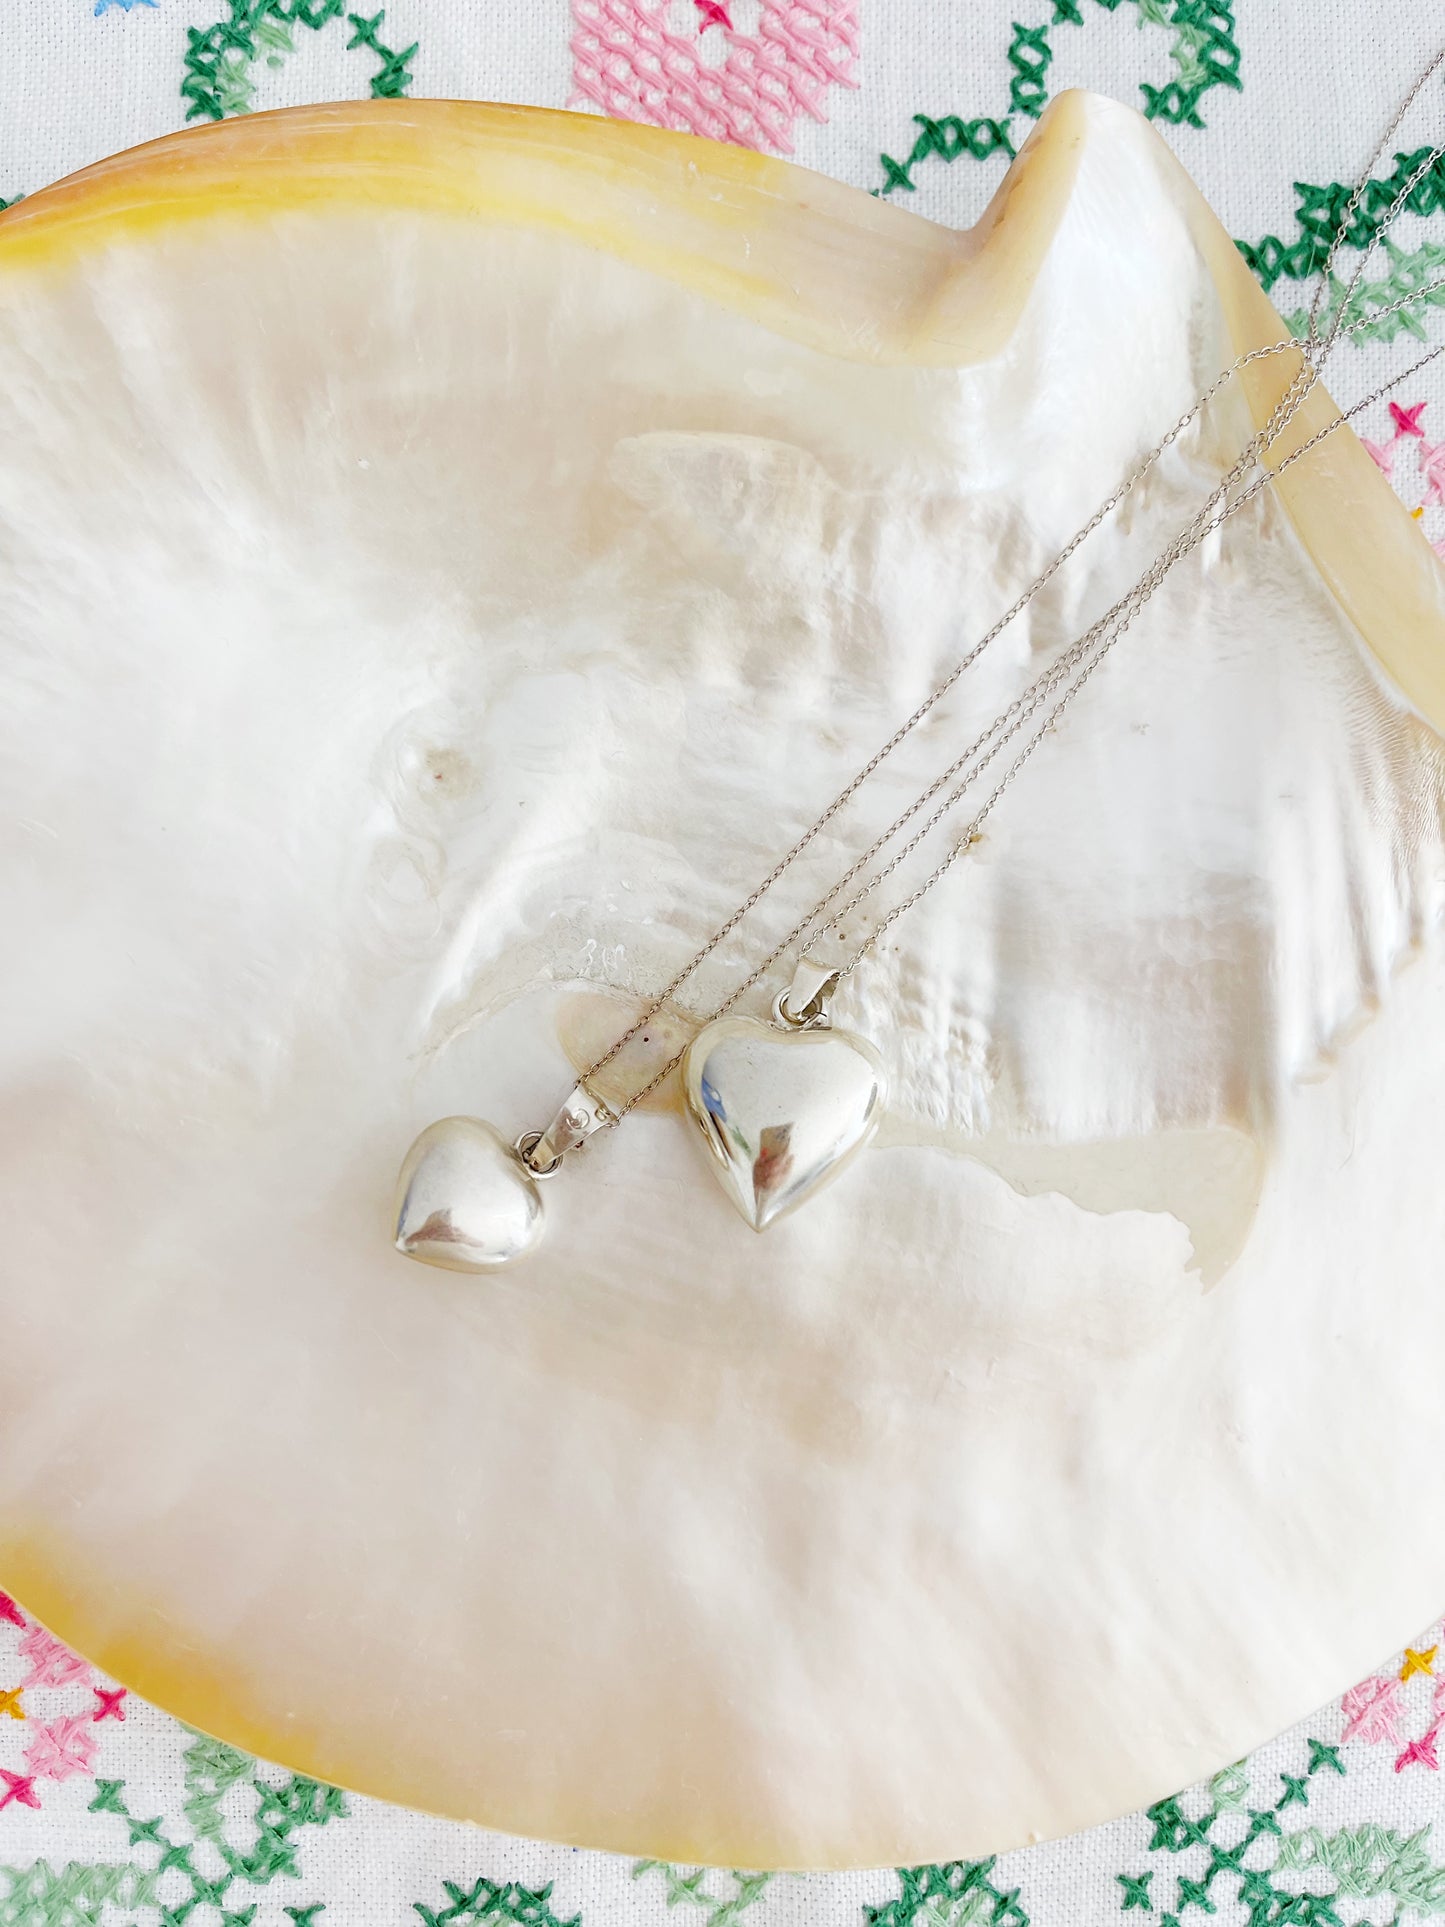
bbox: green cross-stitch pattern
[413,1876,582,1927]
[1,7,1445,1921]
[871,4,1445,346]
[631,1864,774,1927]
[5,1729,1425,1926]
[1238,149,1445,343]
[0,1731,346,1925]
[565,1739,1445,1927]
[874,0,1242,196]
[867,1858,1028,1927]
[181,0,418,122]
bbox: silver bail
[774,956,840,1030]
[519,1082,614,1175]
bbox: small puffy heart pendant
[681,1014,887,1232]
[393,1116,545,1272]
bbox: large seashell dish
[0,91,1443,1869]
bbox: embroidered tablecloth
[5,3,1445,1921]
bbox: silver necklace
[393,62,1445,1273]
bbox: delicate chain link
[571,60,1445,1129]
[805,121,1445,967]
[620,303,1444,1094]
[1303,44,1445,350]
[574,351,1350,1090]
[802,254,1445,960]
[602,330,1445,1121]
[576,327,1311,1091]
[575,361,1236,1088]
[841,337,1445,970]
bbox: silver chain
[840,334,1445,969]
[1303,43,1445,352]
[805,123,1445,967]
[604,325,1445,1120]
[577,58,1445,1127]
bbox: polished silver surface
[393,1116,545,1273]
[681,1016,887,1232]
[384,109,1431,1270]
[523,1082,614,1175]
[776,956,841,1029]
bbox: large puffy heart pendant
[393,1116,545,1272]
[681,1016,888,1232]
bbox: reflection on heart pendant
[393,1116,545,1272]
[681,1016,887,1232]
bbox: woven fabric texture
[3,4,1445,1921]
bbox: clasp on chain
[517,1083,614,1177]
[772,956,840,1031]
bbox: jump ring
[770,988,829,1031]
[515,1130,565,1179]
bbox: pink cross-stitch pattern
[17,1626,90,1691]
[0,1612,128,1819]
[570,0,858,155]
[1418,438,1445,505]
[1396,1724,1442,1772]
[91,1686,127,1723]
[1340,1674,1404,1745]
[0,1770,39,1813]
[24,1715,98,1783]
[1356,397,1445,560]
